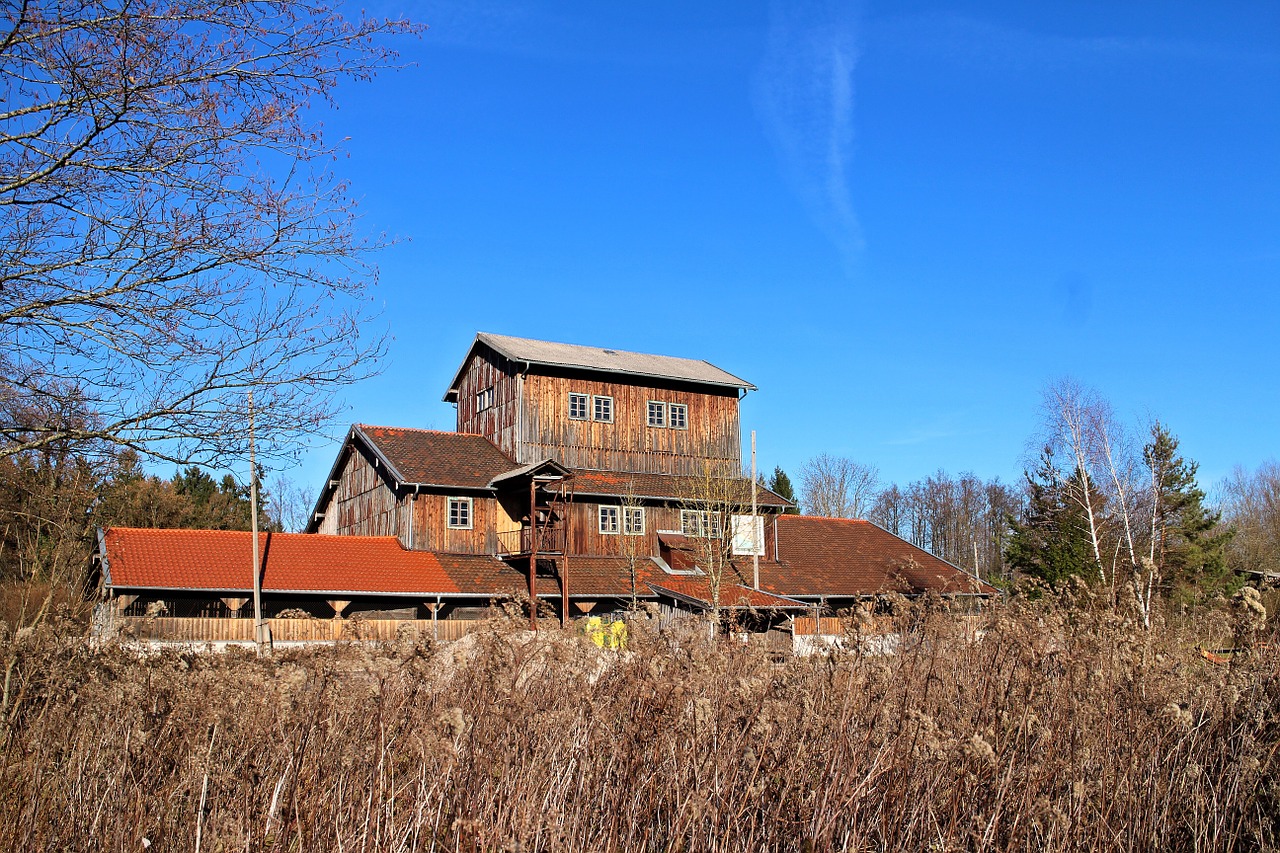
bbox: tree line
[774,379,1277,610]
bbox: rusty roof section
[354,425,518,489]
[770,516,995,597]
[571,470,792,507]
[444,332,755,401]
[101,528,464,596]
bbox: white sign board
[730,515,764,557]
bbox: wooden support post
[529,476,538,632]
[560,482,570,629]
[220,597,248,614]
[326,599,350,618]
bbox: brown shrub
[0,600,1276,851]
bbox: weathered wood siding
[326,444,400,539]
[454,343,521,458]
[566,501,780,560]
[407,492,504,554]
[520,373,741,474]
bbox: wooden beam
[220,597,248,613]
[326,599,351,617]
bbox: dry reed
[0,596,1276,852]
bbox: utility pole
[751,430,759,591]
[249,391,264,652]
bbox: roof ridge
[106,527,411,543]
[356,424,488,439]
[782,515,871,524]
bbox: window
[623,507,645,536]
[668,403,688,429]
[476,386,494,411]
[647,401,666,428]
[593,395,613,423]
[598,505,620,535]
[569,393,588,420]
[680,509,722,538]
[447,497,472,530]
[731,515,764,556]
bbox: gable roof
[307,425,521,532]
[100,528,464,596]
[355,425,518,488]
[770,516,995,597]
[444,332,755,401]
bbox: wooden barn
[96,333,993,644]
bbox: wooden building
[96,333,993,641]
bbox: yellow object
[583,616,627,650]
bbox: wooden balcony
[496,525,565,558]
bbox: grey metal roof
[444,332,755,401]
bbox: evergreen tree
[768,466,800,515]
[1143,423,1235,603]
[1005,447,1101,586]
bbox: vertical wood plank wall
[520,373,741,474]
[452,345,743,475]
[407,493,502,554]
[328,445,399,538]
[454,344,521,458]
[567,501,779,560]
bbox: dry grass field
[0,595,1276,852]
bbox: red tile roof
[571,470,791,507]
[102,528,463,595]
[769,516,995,597]
[356,425,517,488]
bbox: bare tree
[1221,460,1280,580]
[0,0,416,467]
[799,453,879,518]
[266,474,315,534]
[678,459,757,622]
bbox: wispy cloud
[753,0,866,273]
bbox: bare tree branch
[0,0,419,466]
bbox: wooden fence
[112,616,482,644]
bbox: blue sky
[288,0,1279,496]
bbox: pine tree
[768,466,800,515]
[1005,447,1101,587]
[1143,424,1236,603]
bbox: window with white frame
[647,401,666,427]
[598,505,620,535]
[447,497,473,529]
[568,392,588,420]
[476,386,495,411]
[680,509,722,538]
[623,506,645,536]
[593,395,614,423]
[668,403,688,429]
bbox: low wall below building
[102,615,480,645]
